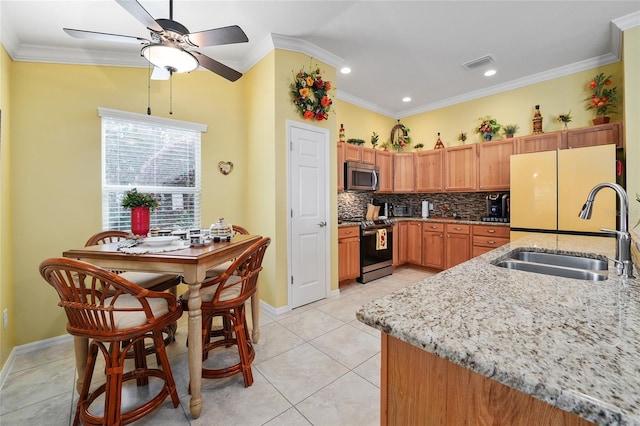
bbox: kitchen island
[357,233,640,425]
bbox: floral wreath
[290,67,333,121]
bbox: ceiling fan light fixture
[141,44,199,73]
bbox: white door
[289,121,329,308]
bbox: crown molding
[270,33,344,69]
[612,10,640,31]
[337,91,396,119]
[397,52,621,118]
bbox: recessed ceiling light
[484,69,497,77]
[402,97,412,102]
[340,67,351,74]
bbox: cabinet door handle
[430,225,438,229]
[487,229,496,233]
[454,227,462,231]
[488,240,496,244]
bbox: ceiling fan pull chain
[147,61,152,115]
[169,70,174,115]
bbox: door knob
[318,221,327,227]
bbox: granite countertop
[357,233,640,425]
[338,217,510,227]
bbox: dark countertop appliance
[482,193,510,223]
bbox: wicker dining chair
[85,230,182,347]
[180,237,270,387]
[39,258,183,426]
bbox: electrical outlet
[3,309,7,329]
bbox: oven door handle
[362,228,392,237]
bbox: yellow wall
[624,27,640,230]
[0,45,15,366]
[10,62,247,345]
[400,63,624,149]
[335,100,396,148]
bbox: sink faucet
[579,182,635,278]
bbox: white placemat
[119,241,189,254]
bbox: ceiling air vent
[462,54,495,70]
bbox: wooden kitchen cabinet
[477,139,515,191]
[517,132,566,153]
[337,142,345,192]
[566,122,622,148]
[361,147,375,164]
[396,221,408,265]
[376,150,394,193]
[344,143,362,162]
[344,144,376,164]
[338,226,360,281]
[393,153,415,192]
[415,149,444,192]
[406,221,422,265]
[444,144,477,192]
[422,222,445,269]
[472,224,510,257]
[445,223,470,269]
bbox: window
[99,108,207,232]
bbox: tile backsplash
[338,191,503,220]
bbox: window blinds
[99,108,206,232]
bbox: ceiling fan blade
[115,0,163,32]
[63,28,149,44]
[186,25,248,47]
[191,51,242,82]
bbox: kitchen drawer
[472,236,509,249]
[472,225,510,238]
[339,226,360,240]
[446,223,470,234]
[423,223,445,232]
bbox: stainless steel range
[355,218,394,283]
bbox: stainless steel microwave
[345,161,379,191]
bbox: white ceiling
[2,1,640,118]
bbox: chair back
[85,230,130,247]
[231,225,249,235]
[39,258,180,340]
[206,237,270,309]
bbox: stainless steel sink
[510,251,608,271]
[493,249,609,281]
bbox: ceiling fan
[63,0,248,82]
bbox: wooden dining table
[63,233,262,419]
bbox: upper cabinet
[376,150,394,193]
[517,132,565,153]
[393,153,415,193]
[566,122,622,149]
[477,139,515,191]
[444,144,477,192]
[344,144,375,164]
[416,150,444,193]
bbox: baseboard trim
[0,333,72,390]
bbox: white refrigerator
[510,144,617,239]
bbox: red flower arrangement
[584,73,618,118]
[290,67,333,121]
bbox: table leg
[187,281,203,419]
[73,336,88,394]
[251,287,260,343]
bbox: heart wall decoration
[218,161,234,175]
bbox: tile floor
[0,266,435,426]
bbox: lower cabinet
[394,221,510,270]
[472,224,510,257]
[422,223,444,269]
[445,223,471,269]
[406,221,422,265]
[338,226,360,281]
